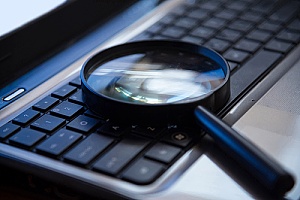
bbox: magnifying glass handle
[194,106,294,195]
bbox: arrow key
[97,123,127,137]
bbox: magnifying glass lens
[82,41,295,193]
[86,50,226,105]
[82,41,230,123]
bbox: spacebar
[230,50,282,101]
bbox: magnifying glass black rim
[81,40,230,124]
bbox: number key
[31,114,65,133]
[33,96,59,112]
[13,109,40,126]
[50,101,83,119]
[67,115,101,133]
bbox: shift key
[93,135,149,175]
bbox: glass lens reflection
[86,50,225,105]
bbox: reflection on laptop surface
[1,0,300,199]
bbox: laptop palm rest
[233,58,300,199]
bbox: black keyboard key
[234,39,260,53]
[69,77,81,87]
[52,85,77,99]
[214,9,238,21]
[122,158,164,184]
[226,1,249,11]
[190,26,215,40]
[247,29,272,43]
[229,19,254,32]
[276,30,300,43]
[203,17,227,30]
[97,123,127,137]
[251,1,275,14]
[64,133,114,166]
[93,135,149,175]
[224,49,250,63]
[200,0,221,11]
[67,115,101,133]
[145,143,181,164]
[205,38,230,53]
[170,4,187,15]
[0,123,20,139]
[265,39,293,54]
[217,29,242,42]
[230,50,282,100]
[162,129,194,147]
[33,96,59,112]
[9,128,46,148]
[50,101,83,119]
[240,11,263,23]
[13,109,40,126]
[31,114,65,133]
[288,19,300,32]
[258,21,282,33]
[175,17,198,30]
[68,90,84,105]
[159,14,176,25]
[132,126,163,138]
[161,26,186,39]
[269,1,299,23]
[182,35,205,45]
[36,129,82,157]
[187,8,209,20]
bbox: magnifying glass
[81,41,294,195]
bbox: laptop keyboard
[1,0,300,187]
[1,78,198,184]
[133,0,300,110]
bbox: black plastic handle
[194,105,294,195]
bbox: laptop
[1,0,300,199]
